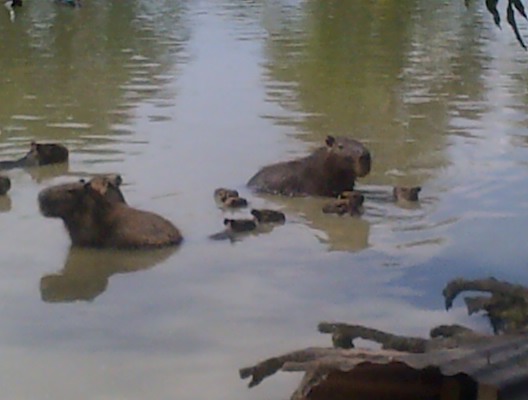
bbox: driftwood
[240,277,528,399]
[443,277,528,333]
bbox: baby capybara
[39,175,182,249]
[214,187,248,208]
[247,135,371,197]
[0,141,69,169]
[224,218,257,233]
[393,186,421,202]
[251,209,286,224]
[322,191,364,216]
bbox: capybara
[224,218,257,233]
[393,186,421,202]
[251,209,285,224]
[39,175,182,249]
[214,187,248,208]
[0,175,11,195]
[322,191,364,216]
[214,188,239,202]
[0,141,69,170]
[223,196,248,208]
[39,174,126,217]
[247,135,371,197]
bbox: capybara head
[28,141,69,166]
[325,135,371,178]
[39,175,125,218]
[393,186,421,202]
[0,175,11,195]
[214,188,239,202]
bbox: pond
[1,0,528,398]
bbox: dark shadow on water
[40,246,177,303]
[0,196,12,212]
[25,162,69,183]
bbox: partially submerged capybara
[39,174,126,215]
[322,191,365,216]
[214,187,248,208]
[0,175,11,195]
[251,209,285,224]
[393,186,421,202]
[214,188,239,202]
[39,175,182,249]
[224,218,257,233]
[0,141,69,170]
[247,135,371,197]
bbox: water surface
[1,1,528,398]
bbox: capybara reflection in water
[393,186,421,202]
[247,135,371,197]
[0,175,11,195]
[322,191,365,216]
[39,175,182,249]
[0,141,69,170]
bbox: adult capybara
[247,135,371,197]
[39,175,182,249]
[0,141,69,169]
[39,174,126,216]
[0,175,11,195]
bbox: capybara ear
[79,179,86,184]
[223,218,231,226]
[113,174,123,187]
[89,177,109,195]
[415,187,422,193]
[325,135,336,147]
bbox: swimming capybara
[224,218,257,233]
[322,191,364,216]
[0,175,11,195]
[393,186,421,202]
[0,141,69,170]
[247,135,371,197]
[214,187,248,208]
[39,175,182,249]
[214,188,239,202]
[251,209,285,224]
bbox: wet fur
[0,141,69,170]
[247,136,371,197]
[39,176,182,249]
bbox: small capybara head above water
[28,141,69,166]
[393,186,421,202]
[38,174,125,218]
[247,135,371,197]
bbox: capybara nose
[356,152,371,177]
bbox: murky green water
[1,0,528,398]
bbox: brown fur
[247,136,371,197]
[0,141,69,170]
[251,209,285,223]
[224,218,257,233]
[39,176,182,249]
[322,191,364,216]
